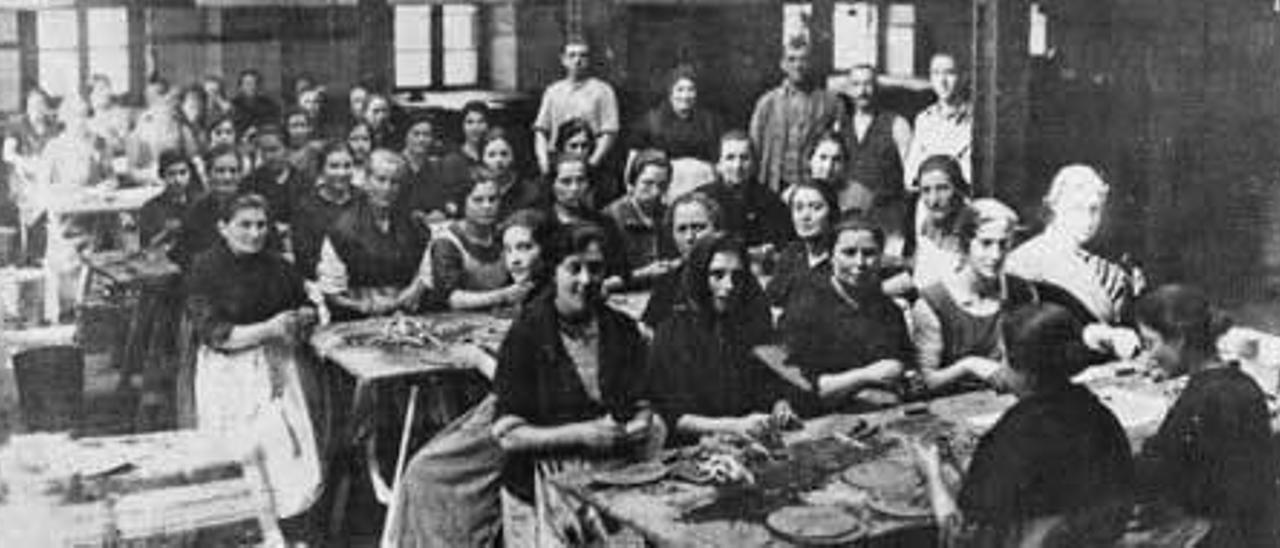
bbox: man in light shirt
[532,39,620,177]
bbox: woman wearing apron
[183,193,323,534]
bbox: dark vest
[846,111,904,203]
[327,202,425,289]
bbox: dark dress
[495,172,546,219]
[184,239,308,347]
[402,147,471,219]
[767,240,831,307]
[290,188,358,279]
[781,274,912,415]
[242,164,309,223]
[648,243,795,446]
[1137,366,1278,547]
[324,199,428,320]
[493,291,651,502]
[959,383,1135,546]
[699,180,792,249]
[601,197,670,280]
[551,207,632,282]
[629,104,721,162]
[171,192,284,270]
[230,94,281,133]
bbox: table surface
[551,372,1180,547]
[310,312,514,382]
[42,185,163,216]
[0,429,259,545]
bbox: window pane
[443,50,478,87]
[37,10,79,50]
[834,2,878,71]
[88,8,129,48]
[394,6,433,50]
[1029,2,1049,57]
[886,3,915,76]
[0,11,19,44]
[443,6,476,50]
[783,3,812,47]
[39,50,81,99]
[396,51,432,88]
[0,49,19,111]
[89,47,130,94]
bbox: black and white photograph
[0,0,1278,546]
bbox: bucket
[12,346,84,432]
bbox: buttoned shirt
[749,81,846,192]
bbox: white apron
[195,340,323,518]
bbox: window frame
[392,3,486,93]
[22,5,140,102]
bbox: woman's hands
[270,307,318,341]
[1082,323,1142,360]
[910,439,961,527]
[575,410,661,452]
[632,258,681,282]
[501,281,536,306]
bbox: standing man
[842,64,912,217]
[532,39,620,177]
[904,52,973,187]
[749,37,846,193]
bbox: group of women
[3,65,1275,547]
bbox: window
[885,4,915,76]
[37,7,131,99]
[785,2,915,77]
[1029,2,1049,57]
[394,5,481,90]
[833,2,877,71]
[0,11,21,111]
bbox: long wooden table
[550,371,1182,547]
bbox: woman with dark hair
[401,111,471,222]
[492,222,663,546]
[364,93,400,151]
[290,141,360,278]
[1134,285,1277,547]
[603,149,675,286]
[649,231,798,444]
[767,179,838,306]
[914,301,1134,547]
[901,154,971,288]
[173,144,252,268]
[140,150,204,251]
[414,173,533,311]
[347,121,373,171]
[384,207,555,548]
[460,100,492,165]
[185,192,323,525]
[639,191,729,329]
[782,217,911,414]
[315,149,428,320]
[629,65,722,163]
[909,199,1039,397]
[545,152,629,285]
[555,118,620,203]
[476,129,543,218]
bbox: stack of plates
[765,505,866,545]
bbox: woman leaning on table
[184,192,324,522]
[314,148,428,320]
[492,222,664,547]
[914,301,1135,548]
[1133,285,1278,547]
[781,216,913,415]
[648,231,800,445]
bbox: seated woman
[555,118,620,204]
[915,302,1135,547]
[315,149,428,320]
[1006,164,1144,359]
[898,154,970,290]
[649,231,799,444]
[346,122,373,174]
[173,144,253,268]
[477,129,543,217]
[640,191,726,329]
[141,150,204,252]
[803,129,872,215]
[603,149,677,287]
[766,180,837,307]
[545,152,629,285]
[383,208,554,548]
[698,130,791,250]
[290,141,359,279]
[184,193,323,523]
[910,199,1039,396]
[460,100,492,166]
[492,223,664,547]
[782,217,911,414]
[415,174,533,311]
[1134,285,1277,547]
